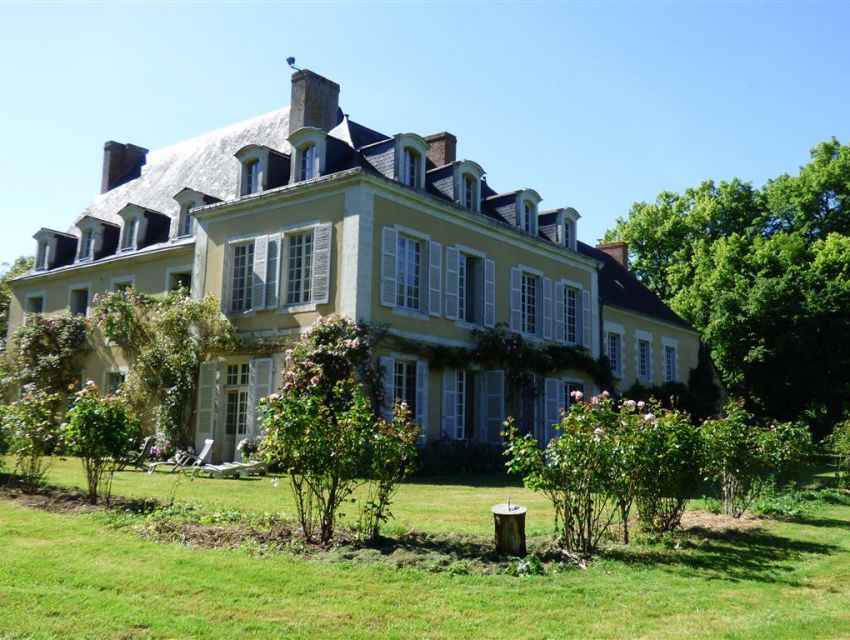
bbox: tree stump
[491,503,527,556]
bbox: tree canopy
[0,256,34,345]
[604,138,850,437]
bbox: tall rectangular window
[607,332,622,377]
[179,206,194,237]
[245,160,260,195]
[665,345,677,382]
[521,273,537,335]
[523,202,534,234]
[402,149,419,187]
[638,339,651,380]
[458,255,482,324]
[70,288,89,316]
[393,361,417,417]
[286,232,314,305]
[565,286,578,343]
[455,370,475,440]
[396,236,421,311]
[224,363,249,436]
[230,243,254,312]
[80,230,94,260]
[36,241,48,270]
[463,175,476,210]
[121,218,137,250]
[301,144,317,181]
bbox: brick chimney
[101,141,148,193]
[596,241,629,269]
[424,132,457,167]
[289,69,341,133]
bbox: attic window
[78,229,95,261]
[564,220,572,248]
[178,202,195,237]
[120,217,138,251]
[463,174,478,210]
[244,159,261,195]
[522,201,537,235]
[402,148,420,188]
[36,240,48,271]
[300,143,317,181]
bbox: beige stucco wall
[602,306,700,393]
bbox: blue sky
[1,2,848,269]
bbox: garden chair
[148,439,214,474]
[188,462,243,479]
[116,436,155,471]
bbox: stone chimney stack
[101,141,148,193]
[289,69,341,133]
[424,132,457,167]
[596,241,629,269]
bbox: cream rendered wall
[603,306,700,392]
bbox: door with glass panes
[222,362,250,461]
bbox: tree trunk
[492,505,527,556]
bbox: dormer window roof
[116,204,171,253]
[517,189,543,236]
[234,144,291,197]
[287,127,327,184]
[393,133,429,190]
[75,216,119,263]
[33,228,77,272]
[173,188,220,239]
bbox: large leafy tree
[605,139,850,437]
[0,256,34,344]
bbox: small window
[402,148,420,188]
[523,202,535,234]
[463,175,477,210]
[521,273,538,335]
[178,204,195,237]
[25,295,44,320]
[168,272,192,293]
[112,280,133,292]
[638,339,651,380]
[393,361,417,417]
[105,371,126,394]
[70,288,89,316]
[396,235,422,311]
[564,220,572,248]
[564,286,579,344]
[230,243,255,312]
[300,144,317,181]
[36,241,48,271]
[285,231,314,305]
[79,230,94,260]
[607,332,622,377]
[457,255,483,325]
[244,160,261,195]
[121,218,137,251]
[665,345,677,382]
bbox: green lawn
[2,458,850,639]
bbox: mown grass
[2,457,850,639]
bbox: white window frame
[563,281,581,345]
[452,161,485,212]
[67,282,92,317]
[455,246,486,327]
[228,240,255,314]
[635,329,654,383]
[604,321,625,379]
[521,272,539,336]
[35,240,49,271]
[288,128,327,184]
[393,133,429,190]
[662,337,679,382]
[164,264,193,293]
[120,216,139,252]
[517,191,542,237]
[223,361,250,438]
[76,227,96,262]
[102,367,129,395]
[284,229,315,307]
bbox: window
[178,204,194,237]
[285,231,314,305]
[463,174,477,210]
[665,345,677,382]
[457,255,482,324]
[638,339,651,380]
[396,235,422,311]
[79,229,94,260]
[245,160,260,195]
[607,332,622,377]
[523,202,534,234]
[300,144,317,181]
[454,370,476,440]
[112,279,133,292]
[564,220,572,249]
[564,382,585,410]
[105,371,126,394]
[26,295,44,315]
[402,148,420,188]
[393,361,417,417]
[70,288,89,316]
[564,285,579,344]
[168,271,192,293]
[121,218,137,251]
[229,243,255,312]
[36,241,48,270]
[521,273,537,335]
[224,363,249,436]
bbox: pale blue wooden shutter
[428,240,442,317]
[544,377,561,445]
[554,281,565,343]
[510,268,521,332]
[248,357,274,437]
[445,245,459,320]
[380,356,395,420]
[543,277,553,340]
[195,361,218,453]
[484,258,496,328]
[582,289,591,347]
[416,361,428,442]
[251,235,268,311]
[441,370,457,439]
[311,224,332,305]
[380,228,397,307]
[485,369,505,442]
[265,234,281,309]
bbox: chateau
[8,69,701,462]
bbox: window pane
[286,231,314,305]
[396,236,421,311]
[231,243,254,312]
[521,274,537,334]
[565,287,578,343]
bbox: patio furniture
[148,439,214,474]
[189,462,243,479]
[116,436,155,472]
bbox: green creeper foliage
[2,386,62,492]
[0,255,34,345]
[62,381,140,504]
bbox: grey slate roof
[577,241,694,331]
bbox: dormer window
[463,175,476,210]
[120,217,137,251]
[33,228,76,271]
[402,148,420,188]
[562,207,580,251]
[178,202,194,237]
[300,143,317,180]
[79,229,95,261]
[288,128,327,184]
[173,188,219,239]
[522,202,536,234]
[245,159,260,195]
[36,240,48,271]
[516,190,542,237]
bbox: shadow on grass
[601,527,840,585]
[785,514,850,530]
[404,472,523,489]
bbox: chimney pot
[289,69,341,133]
[424,132,457,167]
[101,141,148,193]
[596,241,629,269]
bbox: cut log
[491,503,527,556]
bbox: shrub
[701,399,812,518]
[2,386,62,492]
[823,419,850,488]
[62,382,140,504]
[504,393,620,556]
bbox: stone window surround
[288,127,327,185]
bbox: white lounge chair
[190,462,242,479]
[148,439,214,474]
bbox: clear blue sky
[1,2,848,270]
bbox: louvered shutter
[428,241,442,317]
[195,361,218,453]
[535,278,544,338]
[485,370,505,443]
[544,377,561,445]
[265,234,281,309]
[247,357,274,437]
[380,227,397,307]
[416,361,428,441]
[510,268,522,332]
[445,245,459,320]
[484,258,496,328]
[251,235,268,311]
[441,370,457,439]
[311,224,332,305]
[543,277,553,340]
[380,356,395,420]
[554,281,565,343]
[582,289,591,347]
